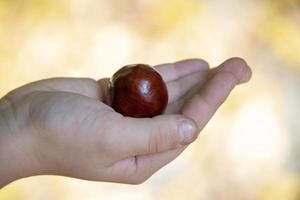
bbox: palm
[23,59,209,135]
[5,58,251,183]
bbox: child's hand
[0,58,251,187]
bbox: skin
[0,57,251,188]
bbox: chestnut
[108,64,168,118]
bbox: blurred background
[0,0,299,199]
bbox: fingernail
[179,120,196,144]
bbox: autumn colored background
[0,0,300,199]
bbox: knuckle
[211,75,232,105]
[148,117,181,153]
[222,73,238,91]
[218,72,237,86]
[200,88,220,107]
[210,72,238,94]
[28,92,54,131]
[148,127,162,153]
[169,81,182,101]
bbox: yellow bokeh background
[1,0,300,199]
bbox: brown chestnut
[108,64,168,118]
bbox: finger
[182,57,252,131]
[165,57,252,114]
[166,70,209,104]
[107,114,198,158]
[6,78,104,101]
[155,59,209,83]
[164,83,201,114]
[209,57,252,84]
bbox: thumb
[111,115,198,157]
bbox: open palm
[3,57,251,184]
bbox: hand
[0,57,251,187]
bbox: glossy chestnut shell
[108,64,168,118]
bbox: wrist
[0,97,42,188]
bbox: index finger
[182,57,252,131]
